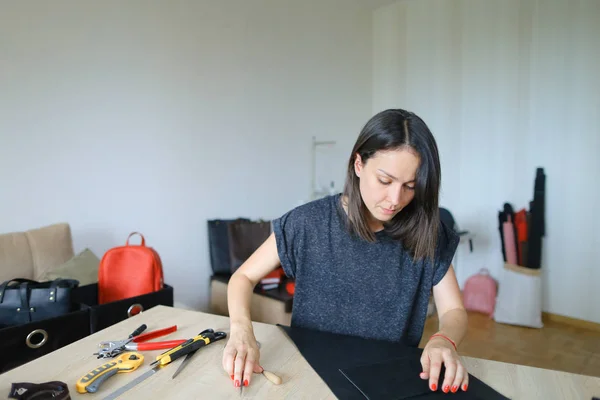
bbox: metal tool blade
[102,366,158,400]
[171,350,195,379]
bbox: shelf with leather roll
[209,273,294,326]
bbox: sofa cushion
[0,223,75,284]
[39,248,100,286]
[26,223,75,280]
[0,232,34,282]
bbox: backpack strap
[126,232,146,246]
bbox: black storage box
[0,284,174,373]
[72,283,174,333]
[0,304,91,373]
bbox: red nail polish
[443,385,449,393]
[463,384,468,391]
[231,375,234,380]
[452,386,458,393]
[244,380,248,387]
[431,383,437,391]
[234,380,240,387]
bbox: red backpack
[98,232,164,304]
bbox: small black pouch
[9,381,70,400]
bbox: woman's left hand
[420,335,468,393]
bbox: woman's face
[354,148,420,231]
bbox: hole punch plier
[95,324,187,359]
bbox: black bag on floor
[0,278,79,329]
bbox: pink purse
[462,268,497,317]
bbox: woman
[222,109,469,394]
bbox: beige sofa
[0,223,75,283]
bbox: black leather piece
[340,357,431,399]
[278,324,510,400]
[526,168,545,269]
[278,324,421,399]
[341,357,509,399]
[497,211,507,262]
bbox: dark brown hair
[342,109,441,261]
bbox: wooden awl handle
[262,370,282,385]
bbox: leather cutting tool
[76,352,144,394]
[95,324,186,359]
[102,329,227,400]
[171,329,227,378]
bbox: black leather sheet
[278,324,510,400]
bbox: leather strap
[0,279,40,303]
[0,279,78,306]
[126,232,145,246]
[20,282,30,317]
[0,282,9,304]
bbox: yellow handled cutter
[76,352,144,394]
[151,329,226,369]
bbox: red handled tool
[95,324,186,359]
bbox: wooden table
[1,306,599,399]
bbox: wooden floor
[420,311,600,378]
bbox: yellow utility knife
[76,352,144,394]
[151,329,226,368]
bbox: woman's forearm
[227,272,256,326]
[437,308,468,347]
[226,233,282,329]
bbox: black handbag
[0,278,79,329]
[227,219,271,273]
[207,218,250,275]
[207,218,271,274]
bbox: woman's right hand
[222,321,263,388]
[223,233,281,388]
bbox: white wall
[374,0,600,323]
[0,0,376,310]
